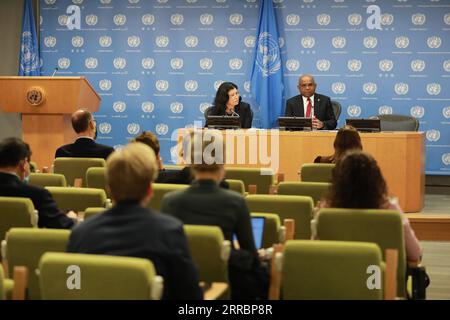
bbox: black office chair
[331,100,342,121]
[369,114,419,131]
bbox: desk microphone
[51,67,59,77]
[230,109,239,117]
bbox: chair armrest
[202,282,229,300]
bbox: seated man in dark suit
[285,74,337,130]
[67,142,202,300]
[0,137,76,229]
[55,109,114,160]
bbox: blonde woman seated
[317,151,422,262]
[314,125,362,163]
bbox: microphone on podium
[51,67,59,77]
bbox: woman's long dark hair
[213,82,239,115]
[325,151,388,209]
[332,125,362,162]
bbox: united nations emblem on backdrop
[44,36,56,48]
[214,36,228,48]
[317,59,331,72]
[142,14,155,26]
[142,102,155,113]
[199,103,210,113]
[128,36,140,48]
[411,60,425,72]
[278,37,285,48]
[411,13,426,25]
[58,15,69,27]
[426,130,440,142]
[229,58,243,70]
[113,58,126,70]
[379,59,393,72]
[244,81,251,93]
[141,58,154,70]
[156,36,169,48]
[347,105,362,117]
[317,14,331,26]
[427,83,441,96]
[444,13,450,25]
[98,123,111,135]
[200,14,213,26]
[100,0,111,4]
[85,57,98,69]
[114,14,127,26]
[348,14,362,26]
[99,36,112,48]
[381,14,394,26]
[301,36,315,49]
[171,58,183,70]
[73,0,83,4]
[394,83,409,95]
[185,36,198,48]
[45,0,56,4]
[229,13,243,25]
[127,80,140,91]
[332,82,346,95]
[410,106,425,119]
[332,36,346,49]
[347,59,362,72]
[200,58,213,71]
[286,14,300,26]
[427,36,442,49]
[443,60,450,72]
[113,101,126,113]
[155,80,169,92]
[395,36,409,49]
[442,106,450,119]
[99,80,112,91]
[72,36,84,48]
[363,83,377,95]
[244,36,256,48]
[286,59,300,72]
[127,123,140,135]
[85,15,98,26]
[255,32,281,77]
[170,102,184,114]
[214,81,224,91]
[156,124,169,136]
[442,154,450,166]
[185,80,198,92]
[363,36,378,49]
[171,14,184,26]
[58,58,70,69]
[378,106,393,115]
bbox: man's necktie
[306,97,312,118]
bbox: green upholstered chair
[83,207,106,221]
[276,240,383,300]
[225,179,245,195]
[28,173,67,188]
[53,157,106,187]
[85,167,109,197]
[250,213,281,248]
[246,195,314,239]
[184,225,230,299]
[148,183,188,211]
[1,228,70,300]
[45,187,108,212]
[38,252,163,300]
[300,163,335,183]
[0,197,38,242]
[277,182,331,207]
[315,208,407,298]
[225,167,275,194]
[163,164,183,171]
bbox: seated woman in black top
[205,82,253,129]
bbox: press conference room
[0,0,449,305]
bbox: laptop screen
[233,217,265,249]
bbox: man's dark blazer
[67,202,203,300]
[206,101,253,128]
[0,172,75,229]
[55,137,115,160]
[285,93,337,130]
[156,167,230,189]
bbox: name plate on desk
[278,117,312,131]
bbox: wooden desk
[177,130,425,213]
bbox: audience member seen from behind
[55,109,114,160]
[0,137,76,229]
[161,130,268,300]
[318,151,422,262]
[67,142,202,300]
[206,82,253,128]
[314,125,362,163]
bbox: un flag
[19,0,41,76]
[250,0,284,129]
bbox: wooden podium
[0,76,101,168]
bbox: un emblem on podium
[26,87,45,106]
